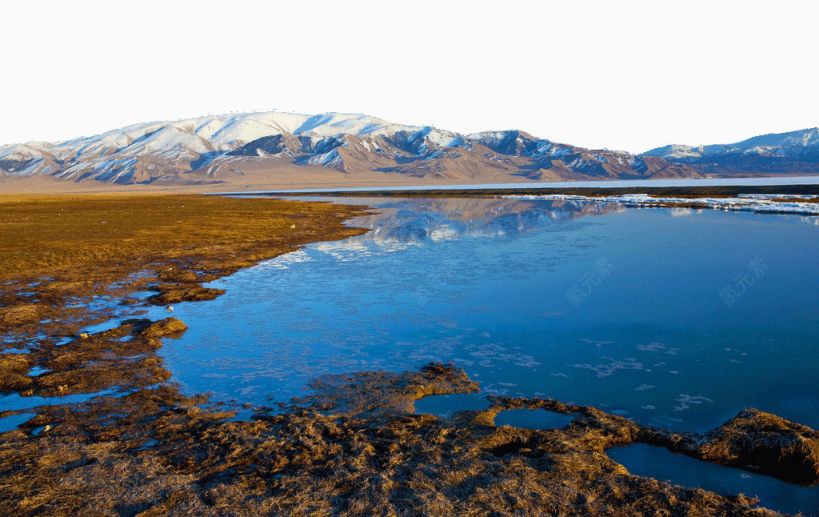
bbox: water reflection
[351,197,624,241]
[283,197,625,261]
[158,196,819,439]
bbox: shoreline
[1,193,816,515]
[0,194,370,408]
[3,173,819,197]
[249,183,819,198]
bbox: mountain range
[0,111,817,189]
[643,127,819,175]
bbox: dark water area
[156,196,819,436]
[414,392,488,417]
[493,409,575,430]
[608,443,819,516]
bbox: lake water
[608,443,819,515]
[220,174,819,194]
[3,194,809,512]
[155,196,819,437]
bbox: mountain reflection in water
[301,196,624,255]
[155,196,819,435]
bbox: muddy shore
[1,194,816,515]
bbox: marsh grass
[0,194,814,515]
[0,194,367,285]
[0,194,368,340]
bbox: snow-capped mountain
[643,128,819,175]
[0,111,702,185]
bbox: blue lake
[224,174,819,194]
[154,196,819,437]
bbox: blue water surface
[609,443,819,515]
[156,196,819,437]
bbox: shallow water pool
[608,443,819,515]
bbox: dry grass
[0,193,368,340]
[0,193,366,285]
[0,193,811,515]
[0,364,789,516]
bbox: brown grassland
[0,194,817,516]
[0,194,368,339]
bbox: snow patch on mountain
[644,128,819,160]
[0,109,704,184]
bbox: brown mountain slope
[0,111,705,192]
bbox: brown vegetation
[2,362,806,516]
[0,193,814,515]
[0,194,368,342]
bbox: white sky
[1,0,817,153]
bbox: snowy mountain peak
[641,127,819,175]
[0,109,705,184]
[644,127,819,159]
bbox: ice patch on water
[673,394,713,411]
[571,357,644,378]
[506,193,819,217]
[637,342,666,352]
[257,249,312,270]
